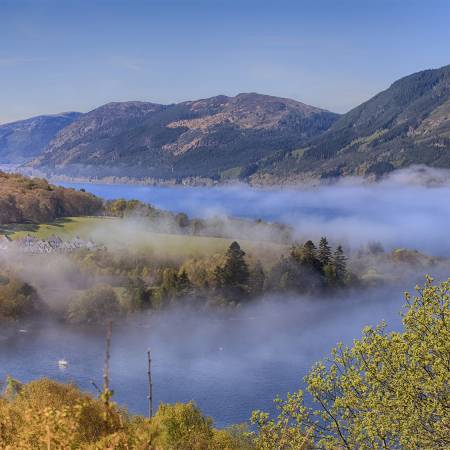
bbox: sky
[0,0,449,123]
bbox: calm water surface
[0,292,403,427]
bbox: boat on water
[58,359,68,368]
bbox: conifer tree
[332,245,347,282]
[223,241,249,286]
[215,241,249,301]
[301,240,321,271]
[318,237,332,267]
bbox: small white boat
[58,359,68,368]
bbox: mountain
[252,64,450,183]
[0,112,82,163]
[30,94,338,180]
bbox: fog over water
[0,289,405,427]
[1,166,449,427]
[62,166,450,257]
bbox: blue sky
[1,0,449,123]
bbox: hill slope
[31,94,338,180]
[0,112,82,163]
[252,64,450,183]
[0,172,102,224]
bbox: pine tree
[332,245,347,283]
[223,241,249,285]
[300,240,321,272]
[215,241,250,301]
[318,237,332,268]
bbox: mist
[0,282,412,427]
[62,165,450,257]
[1,165,450,427]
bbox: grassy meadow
[1,216,287,264]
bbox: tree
[215,242,250,301]
[252,277,450,449]
[0,277,42,320]
[147,402,214,449]
[67,285,122,324]
[332,245,347,283]
[301,240,317,261]
[249,261,265,297]
[176,270,193,297]
[291,241,322,273]
[124,277,151,312]
[318,237,332,267]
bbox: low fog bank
[63,165,450,257]
[0,279,419,427]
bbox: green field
[1,216,116,240]
[1,216,286,262]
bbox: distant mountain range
[28,93,338,181]
[0,112,81,163]
[1,64,449,184]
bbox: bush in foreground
[252,277,450,449]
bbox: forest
[0,172,102,224]
[0,235,350,323]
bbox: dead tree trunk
[103,320,113,409]
[147,349,153,418]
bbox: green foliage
[252,277,450,449]
[0,378,124,448]
[148,401,214,449]
[251,392,312,450]
[0,172,102,225]
[0,380,255,449]
[267,238,349,294]
[0,275,42,320]
[122,276,153,313]
[67,284,123,324]
[104,198,160,218]
[318,237,332,267]
[214,241,250,302]
[332,244,347,284]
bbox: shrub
[252,277,450,449]
[67,284,123,324]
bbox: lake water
[1,179,448,426]
[0,291,403,427]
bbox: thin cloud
[0,57,44,67]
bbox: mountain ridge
[251,64,450,183]
[0,112,82,163]
[2,64,450,184]
[30,92,338,179]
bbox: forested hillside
[252,64,450,183]
[4,65,450,184]
[29,94,338,180]
[0,172,102,224]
